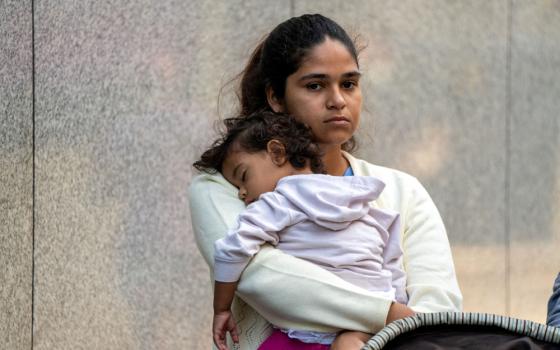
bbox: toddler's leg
[330,331,372,350]
[258,329,330,349]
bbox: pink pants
[258,330,331,350]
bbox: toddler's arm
[213,191,299,283]
[190,173,392,333]
[213,281,240,350]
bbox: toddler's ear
[266,140,287,166]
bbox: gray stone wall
[1,0,33,348]
[1,1,558,349]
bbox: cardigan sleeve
[402,176,463,313]
[189,172,393,333]
[343,152,463,314]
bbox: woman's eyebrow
[299,73,328,81]
[343,71,362,78]
[299,71,361,81]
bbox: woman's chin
[316,137,353,150]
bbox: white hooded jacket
[214,174,407,304]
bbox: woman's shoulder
[189,171,245,236]
[343,152,427,212]
[189,171,235,194]
[189,171,240,209]
[344,152,421,188]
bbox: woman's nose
[327,87,346,110]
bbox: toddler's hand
[213,310,239,350]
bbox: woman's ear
[266,86,284,113]
[266,140,287,166]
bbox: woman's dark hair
[193,111,325,174]
[237,14,359,152]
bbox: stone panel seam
[505,0,513,317]
[31,0,36,348]
[290,0,294,17]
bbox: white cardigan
[189,152,463,349]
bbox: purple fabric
[257,330,330,350]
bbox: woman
[189,14,462,349]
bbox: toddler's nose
[238,189,247,201]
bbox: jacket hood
[275,174,385,230]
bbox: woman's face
[271,37,362,148]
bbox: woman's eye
[306,83,322,91]
[342,81,357,89]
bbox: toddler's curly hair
[194,111,325,174]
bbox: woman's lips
[324,116,350,125]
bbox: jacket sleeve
[381,214,408,304]
[402,176,463,313]
[214,193,297,283]
[189,172,393,333]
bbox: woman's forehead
[296,37,359,75]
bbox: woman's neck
[320,145,349,176]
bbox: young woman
[195,111,408,350]
[189,14,462,350]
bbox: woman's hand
[385,302,415,324]
[212,310,239,350]
[331,330,372,350]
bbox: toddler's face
[222,149,289,205]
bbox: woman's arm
[189,172,393,333]
[402,177,463,313]
[344,153,462,314]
